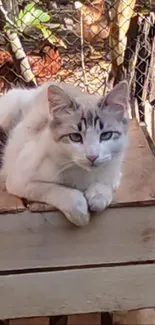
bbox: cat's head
[46,81,129,168]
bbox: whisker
[102,156,111,162]
[76,162,91,172]
[58,160,75,167]
[73,157,91,171]
[53,162,75,180]
[35,162,75,184]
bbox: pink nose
[86,154,99,163]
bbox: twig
[6,30,37,85]
[0,0,15,27]
[80,8,88,91]
[0,0,37,87]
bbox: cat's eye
[100,131,113,141]
[69,133,82,143]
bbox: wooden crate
[0,120,155,322]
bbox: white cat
[0,80,129,226]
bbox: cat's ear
[99,80,129,111]
[47,85,76,116]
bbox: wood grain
[144,101,154,141]
[10,317,49,325]
[68,313,100,325]
[113,309,155,325]
[0,206,155,270]
[113,120,155,205]
[3,311,155,325]
[0,184,24,213]
[0,264,155,319]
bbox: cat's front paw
[85,184,112,212]
[63,190,90,227]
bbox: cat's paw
[85,184,112,212]
[63,190,90,227]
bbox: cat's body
[0,81,129,226]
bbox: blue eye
[100,131,113,141]
[69,133,83,143]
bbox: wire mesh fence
[0,0,155,127]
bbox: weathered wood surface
[68,313,101,325]
[0,206,155,271]
[1,264,155,319]
[113,309,155,325]
[10,317,50,325]
[0,183,25,213]
[113,119,155,205]
[6,310,155,325]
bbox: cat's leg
[85,164,123,212]
[6,177,90,226]
[28,202,55,212]
[85,183,113,212]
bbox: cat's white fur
[0,81,129,226]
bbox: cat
[0,80,129,226]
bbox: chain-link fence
[0,0,155,131]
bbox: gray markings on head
[77,110,104,132]
[86,111,93,126]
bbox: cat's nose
[86,154,99,163]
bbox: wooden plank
[0,184,24,213]
[113,120,155,205]
[113,309,155,325]
[1,206,155,270]
[68,313,100,325]
[144,101,154,142]
[1,264,155,319]
[101,313,113,325]
[50,316,68,325]
[8,311,155,325]
[10,318,49,325]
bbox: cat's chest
[59,166,101,191]
[37,158,103,191]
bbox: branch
[6,30,37,86]
[0,1,15,26]
[0,0,37,87]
